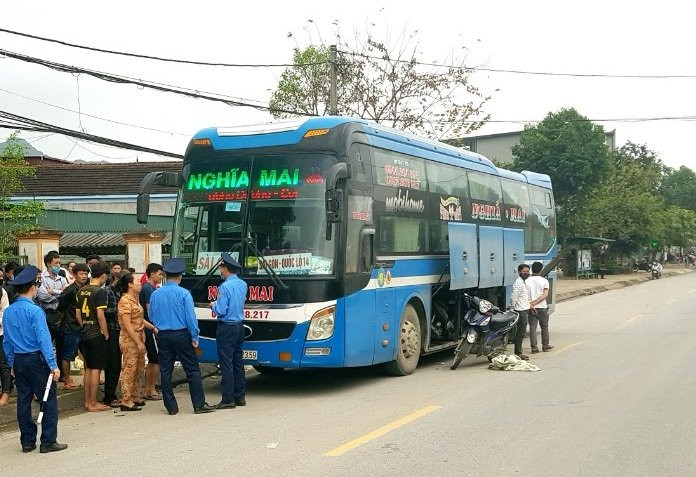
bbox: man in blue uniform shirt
[149,258,215,415]
[212,253,248,409]
[2,265,68,453]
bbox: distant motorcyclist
[650,261,663,279]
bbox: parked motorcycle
[631,258,651,272]
[650,261,663,280]
[450,294,519,370]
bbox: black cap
[12,265,40,286]
[220,252,241,270]
[162,258,186,275]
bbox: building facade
[452,129,617,165]
[2,139,180,265]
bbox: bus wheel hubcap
[401,321,419,359]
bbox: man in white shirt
[0,286,10,405]
[526,261,553,353]
[509,263,531,360]
[37,251,69,381]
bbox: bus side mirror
[137,193,151,224]
[325,163,350,240]
[326,189,343,223]
[325,189,343,240]
[137,171,183,224]
[359,227,375,273]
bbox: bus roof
[192,117,553,190]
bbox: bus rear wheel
[384,304,421,376]
[253,365,285,375]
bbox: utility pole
[329,44,338,116]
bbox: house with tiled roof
[2,139,180,263]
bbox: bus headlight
[307,306,335,341]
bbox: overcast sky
[2,0,695,170]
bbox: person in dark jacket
[57,264,90,390]
[101,274,122,407]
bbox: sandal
[145,394,162,401]
[134,401,146,407]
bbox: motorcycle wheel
[450,340,473,370]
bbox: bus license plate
[242,350,258,360]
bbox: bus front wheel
[384,304,421,376]
[253,365,285,375]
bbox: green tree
[660,206,696,248]
[575,142,691,253]
[269,46,358,118]
[612,142,666,192]
[0,134,43,260]
[511,108,611,237]
[269,23,493,139]
[661,165,696,212]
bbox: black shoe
[543,345,555,352]
[516,354,530,361]
[133,401,146,407]
[120,404,142,412]
[217,401,236,410]
[194,403,216,414]
[22,444,36,453]
[234,399,246,407]
[531,348,540,354]
[168,409,179,415]
[40,443,68,453]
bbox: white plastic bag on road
[489,354,540,372]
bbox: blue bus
[137,117,556,375]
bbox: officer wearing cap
[211,253,248,409]
[148,258,214,415]
[2,266,68,453]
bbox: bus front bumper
[197,320,345,368]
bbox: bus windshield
[173,154,336,276]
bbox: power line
[26,133,54,143]
[0,27,326,68]
[0,86,190,136]
[0,110,183,159]
[342,50,696,79]
[383,115,696,125]
[0,48,312,116]
[68,137,140,160]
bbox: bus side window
[469,172,502,203]
[377,216,427,254]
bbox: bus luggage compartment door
[502,228,525,286]
[478,226,504,289]
[448,222,479,290]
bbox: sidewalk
[0,363,219,432]
[556,264,694,303]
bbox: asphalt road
[2,273,695,476]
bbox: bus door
[503,228,525,286]
[478,226,504,289]
[448,223,479,290]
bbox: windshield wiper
[244,236,290,291]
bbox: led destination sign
[186,167,300,191]
[183,156,325,202]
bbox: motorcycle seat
[492,312,517,323]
